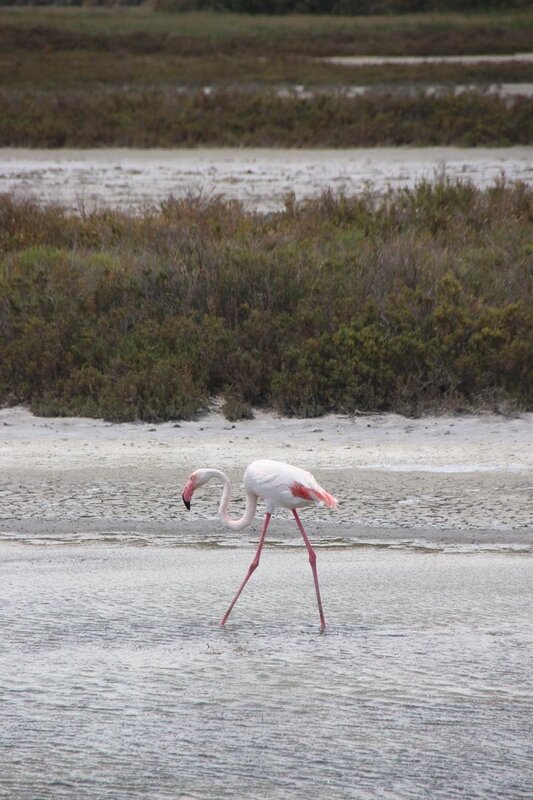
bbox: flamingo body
[243,459,337,514]
[181,459,337,632]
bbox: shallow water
[1,410,531,797]
[275,82,533,98]
[1,146,532,213]
[324,53,533,66]
[1,540,532,800]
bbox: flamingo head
[181,469,210,510]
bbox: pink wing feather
[291,481,337,509]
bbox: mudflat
[1,406,531,547]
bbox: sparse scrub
[0,180,531,421]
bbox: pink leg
[221,512,272,627]
[292,509,326,633]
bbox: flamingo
[181,459,337,632]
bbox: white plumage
[243,459,337,513]
[181,459,337,632]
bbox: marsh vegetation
[1,179,531,421]
[1,6,531,420]
[1,6,532,146]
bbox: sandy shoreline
[1,406,531,546]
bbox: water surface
[1,541,531,799]
[2,146,532,213]
[324,53,533,66]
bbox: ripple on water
[0,524,531,558]
[0,544,532,799]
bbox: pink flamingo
[182,459,337,632]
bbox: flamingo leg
[292,509,326,633]
[221,512,272,627]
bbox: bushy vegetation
[2,89,531,147]
[2,0,530,12]
[3,8,531,59]
[1,180,531,421]
[154,0,532,13]
[2,5,531,146]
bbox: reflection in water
[1,543,531,799]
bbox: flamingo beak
[182,478,194,511]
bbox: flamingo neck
[204,469,257,531]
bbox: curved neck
[204,469,257,531]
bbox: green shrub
[0,180,531,420]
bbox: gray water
[324,53,533,66]
[1,539,532,800]
[2,146,532,213]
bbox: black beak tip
[182,494,191,511]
